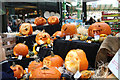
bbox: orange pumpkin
[65,49,88,74]
[88,22,111,37]
[28,60,43,73]
[61,23,77,36]
[34,17,46,26]
[19,23,33,35]
[53,31,64,37]
[43,52,63,68]
[10,64,24,79]
[48,16,59,25]
[13,43,28,57]
[29,66,61,79]
[35,32,51,45]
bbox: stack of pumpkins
[11,44,95,79]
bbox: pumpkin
[34,17,46,26]
[80,70,95,79]
[10,63,24,79]
[52,31,64,38]
[61,23,77,36]
[29,66,61,79]
[28,60,43,73]
[43,51,63,68]
[35,32,51,45]
[19,23,33,35]
[65,49,88,74]
[13,43,28,57]
[88,22,111,37]
[48,16,59,25]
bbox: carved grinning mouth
[64,27,67,31]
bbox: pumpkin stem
[23,41,26,44]
[51,51,54,57]
[13,62,16,67]
[42,29,45,33]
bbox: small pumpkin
[65,49,88,74]
[34,17,46,26]
[61,23,77,36]
[52,31,64,38]
[35,32,51,45]
[80,70,95,79]
[48,16,59,25]
[13,43,28,57]
[10,63,24,79]
[43,51,63,68]
[88,22,111,37]
[29,66,61,79]
[19,23,33,36]
[28,60,43,73]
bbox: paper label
[65,35,70,40]
[36,47,40,52]
[18,55,23,60]
[74,70,81,79]
[108,49,120,79]
[94,35,100,40]
[25,68,28,73]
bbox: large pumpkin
[28,60,43,73]
[43,52,63,68]
[48,16,59,25]
[88,22,111,37]
[29,66,61,80]
[35,32,51,45]
[10,64,24,79]
[61,23,77,36]
[19,23,33,35]
[34,17,46,26]
[65,49,88,74]
[13,43,28,57]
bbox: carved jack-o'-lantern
[43,52,63,68]
[48,16,59,25]
[61,23,77,36]
[19,23,33,35]
[65,49,88,74]
[10,64,24,79]
[29,66,61,80]
[34,17,46,26]
[35,32,51,45]
[88,22,111,37]
[13,43,29,57]
[28,60,43,73]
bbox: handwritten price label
[108,49,120,79]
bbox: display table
[33,24,61,36]
[53,39,101,68]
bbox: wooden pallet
[0,33,16,56]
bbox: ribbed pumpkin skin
[48,16,59,25]
[34,17,46,26]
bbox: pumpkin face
[35,32,51,45]
[10,65,24,79]
[61,23,77,36]
[19,23,33,35]
[13,43,28,57]
[48,16,59,25]
[29,66,61,79]
[65,49,88,74]
[43,53,63,68]
[88,22,111,37]
[34,17,46,26]
[28,61,43,73]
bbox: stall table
[53,39,101,68]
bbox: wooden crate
[0,33,16,56]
